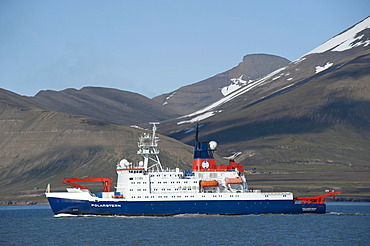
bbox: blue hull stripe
[48,197,326,215]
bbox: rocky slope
[0,93,193,204]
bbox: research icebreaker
[46,123,340,216]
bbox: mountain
[2,16,370,203]
[0,89,193,204]
[166,16,370,135]
[158,16,370,200]
[0,88,42,109]
[31,87,181,126]
[28,55,290,127]
[152,54,290,114]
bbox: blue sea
[1,203,369,246]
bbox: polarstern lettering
[302,207,317,211]
[91,204,121,208]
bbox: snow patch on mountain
[163,92,176,105]
[177,67,287,124]
[174,17,370,126]
[221,75,252,96]
[177,111,222,125]
[315,62,333,74]
[293,57,306,64]
[306,16,370,55]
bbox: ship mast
[137,122,163,172]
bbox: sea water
[0,203,369,246]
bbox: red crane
[295,190,341,204]
[62,177,113,192]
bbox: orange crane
[295,190,341,204]
[62,177,113,192]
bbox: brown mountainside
[0,98,193,204]
[0,88,41,109]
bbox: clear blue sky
[1,0,369,98]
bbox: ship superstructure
[46,123,339,215]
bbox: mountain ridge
[31,86,181,126]
[167,17,370,129]
[152,54,290,114]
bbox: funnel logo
[202,160,210,169]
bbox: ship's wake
[327,212,368,216]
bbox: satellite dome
[119,159,130,168]
[209,141,217,150]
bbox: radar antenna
[137,122,163,171]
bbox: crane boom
[295,190,341,204]
[62,177,112,192]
